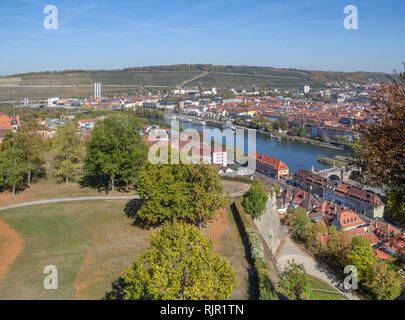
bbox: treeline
[0,113,149,195]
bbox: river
[161,118,351,174]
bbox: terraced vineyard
[0,64,390,101]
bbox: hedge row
[220,175,253,184]
[234,200,279,300]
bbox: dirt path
[0,196,140,212]
[0,220,23,282]
[203,208,232,251]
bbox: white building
[300,85,311,94]
[212,151,227,167]
[48,97,59,107]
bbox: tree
[84,114,148,192]
[278,259,311,300]
[303,222,327,253]
[20,133,44,186]
[325,225,351,268]
[346,237,377,283]
[53,123,83,183]
[250,118,259,128]
[242,180,268,219]
[133,162,227,227]
[298,127,307,138]
[0,131,27,196]
[284,206,310,235]
[363,261,401,300]
[272,183,281,196]
[353,69,405,225]
[335,135,348,145]
[122,221,238,300]
[321,135,331,143]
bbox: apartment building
[251,152,289,179]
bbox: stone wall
[252,192,283,255]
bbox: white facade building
[212,151,227,167]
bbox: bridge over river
[317,166,357,181]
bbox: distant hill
[0,64,391,102]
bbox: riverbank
[167,114,346,152]
[160,114,351,173]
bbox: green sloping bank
[233,200,279,300]
[0,204,92,300]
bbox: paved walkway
[0,192,243,212]
[0,195,141,212]
[276,236,359,300]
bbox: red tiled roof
[251,152,288,171]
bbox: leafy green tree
[272,183,281,196]
[234,117,242,126]
[325,225,351,269]
[259,118,268,131]
[134,162,227,227]
[284,206,310,235]
[346,237,377,283]
[19,133,44,186]
[242,180,268,219]
[363,261,401,300]
[84,114,148,192]
[273,119,281,130]
[321,135,331,143]
[298,127,307,138]
[335,135,348,145]
[0,131,27,196]
[303,222,327,253]
[122,221,238,300]
[53,123,83,183]
[278,259,311,300]
[250,118,259,128]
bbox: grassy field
[0,199,252,300]
[308,275,346,300]
[0,150,136,207]
[0,200,152,299]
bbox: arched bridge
[317,166,357,181]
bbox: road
[0,192,244,212]
[276,236,360,300]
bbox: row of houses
[291,169,385,218]
[140,125,228,168]
[276,185,403,260]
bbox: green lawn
[308,276,346,300]
[0,200,151,300]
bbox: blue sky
[1,0,404,75]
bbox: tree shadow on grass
[80,175,109,193]
[104,276,152,300]
[80,175,132,194]
[104,277,128,300]
[124,198,161,229]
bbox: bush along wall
[234,200,279,300]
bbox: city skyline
[1,0,404,75]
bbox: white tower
[94,82,102,98]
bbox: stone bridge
[317,165,357,181]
